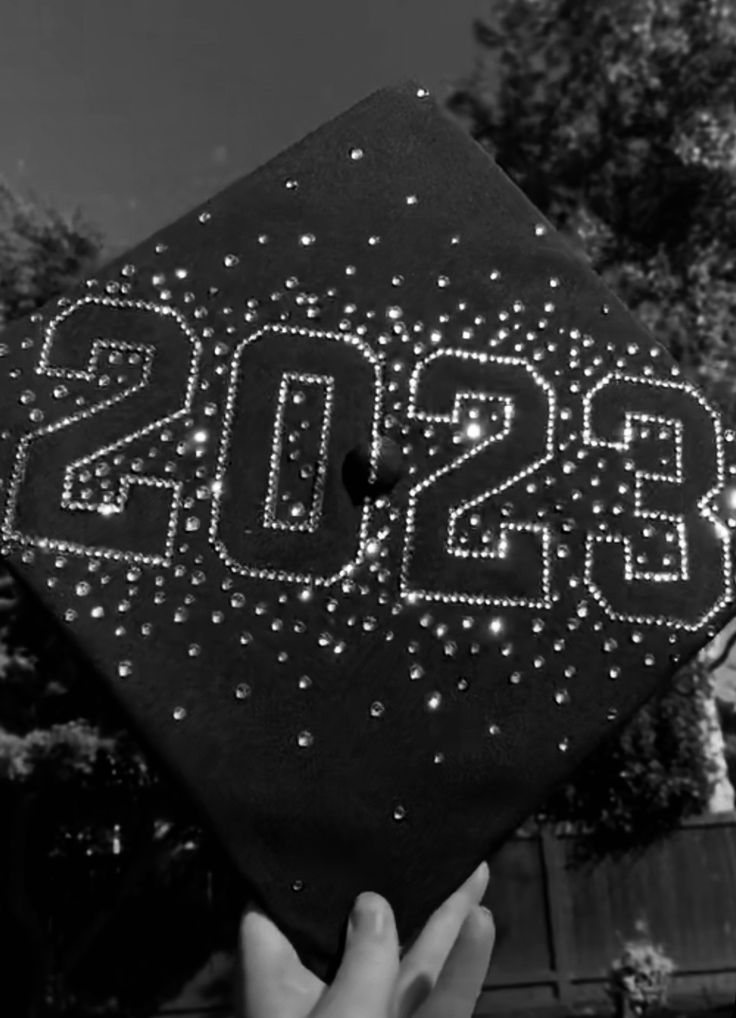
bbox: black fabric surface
[1,81,735,981]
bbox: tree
[0,181,104,327]
[536,659,719,861]
[447,0,736,856]
[0,182,241,1018]
[447,0,736,416]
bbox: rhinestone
[609,666,621,679]
[425,691,442,711]
[298,675,312,690]
[297,731,314,748]
[393,805,406,821]
[187,644,201,657]
[558,737,570,752]
[235,683,251,700]
[370,701,385,718]
[349,146,364,160]
[409,663,424,680]
[299,233,315,246]
[554,689,570,705]
[223,254,239,267]
[117,660,133,678]
[433,752,445,764]
[487,723,501,736]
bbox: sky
[0,0,486,253]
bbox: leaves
[448,0,736,856]
[607,934,676,1010]
[448,0,736,417]
[0,179,103,326]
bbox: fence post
[539,825,575,1009]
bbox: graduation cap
[1,81,735,981]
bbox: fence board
[155,813,736,1015]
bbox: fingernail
[350,892,385,936]
[479,904,493,921]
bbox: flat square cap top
[1,81,735,980]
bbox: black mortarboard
[1,82,735,981]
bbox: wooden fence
[475,812,736,1015]
[157,812,736,1017]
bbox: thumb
[237,902,323,1018]
[316,892,400,1018]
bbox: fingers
[315,891,400,1018]
[393,861,490,1017]
[237,902,325,1018]
[415,904,495,1018]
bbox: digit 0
[210,325,384,586]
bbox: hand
[236,860,494,1018]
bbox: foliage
[0,182,242,1018]
[536,659,718,861]
[449,0,735,854]
[0,180,103,327]
[606,921,676,1016]
[447,0,736,418]
[718,698,736,788]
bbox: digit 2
[2,296,202,565]
[400,350,556,607]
